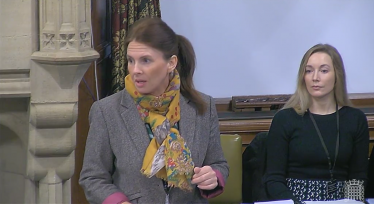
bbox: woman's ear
[167,55,178,73]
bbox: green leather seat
[209,134,242,204]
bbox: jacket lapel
[179,95,198,160]
[120,90,150,157]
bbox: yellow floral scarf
[125,70,194,191]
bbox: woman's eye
[321,69,328,73]
[142,58,150,63]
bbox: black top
[265,106,369,200]
[366,145,374,197]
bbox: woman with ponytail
[79,17,228,204]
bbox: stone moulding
[0,69,31,98]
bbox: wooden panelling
[215,97,232,112]
[232,94,290,112]
[215,93,374,112]
[219,119,272,135]
[350,93,374,107]
[219,112,374,154]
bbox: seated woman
[79,17,229,204]
[264,44,369,203]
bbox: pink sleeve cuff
[102,192,129,204]
[200,169,225,199]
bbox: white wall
[160,0,374,98]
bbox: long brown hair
[283,44,352,114]
[124,17,207,114]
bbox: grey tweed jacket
[79,89,229,204]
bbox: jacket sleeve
[79,102,128,204]
[348,110,369,180]
[265,110,298,201]
[200,96,229,198]
[366,145,374,197]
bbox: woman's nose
[312,71,319,81]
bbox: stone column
[30,0,99,203]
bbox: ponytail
[176,35,207,115]
[123,18,207,114]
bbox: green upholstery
[209,134,242,204]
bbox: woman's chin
[309,93,334,101]
[134,87,148,95]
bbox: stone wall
[0,0,98,203]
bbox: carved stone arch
[0,115,28,146]
[0,124,28,203]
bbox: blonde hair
[283,44,352,114]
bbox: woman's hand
[191,166,218,190]
[120,202,131,204]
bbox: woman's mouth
[135,79,146,88]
